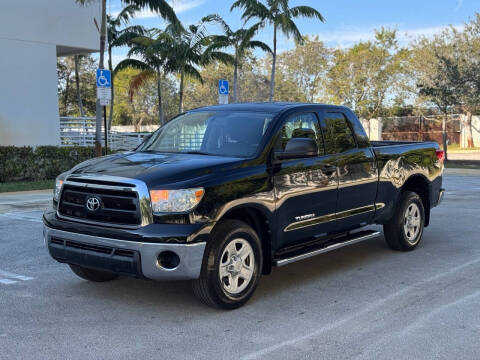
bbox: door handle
[321,165,336,176]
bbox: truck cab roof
[190,102,348,114]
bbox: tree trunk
[95,0,107,157]
[269,24,277,102]
[157,68,164,125]
[64,71,70,114]
[178,69,185,114]
[465,111,474,148]
[74,56,85,117]
[108,45,114,130]
[233,48,239,103]
[443,113,448,162]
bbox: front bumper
[43,225,206,280]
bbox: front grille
[58,183,141,226]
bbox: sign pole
[103,106,108,155]
[96,68,112,156]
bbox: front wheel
[383,191,425,251]
[192,219,263,309]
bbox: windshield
[138,111,274,157]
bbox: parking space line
[0,269,34,281]
[0,279,17,284]
[0,212,43,223]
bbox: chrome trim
[284,203,385,232]
[275,231,381,266]
[57,174,153,228]
[44,225,206,280]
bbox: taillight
[436,150,445,163]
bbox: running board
[274,230,381,267]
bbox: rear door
[273,112,339,250]
[319,110,378,232]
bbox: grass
[448,144,480,152]
[0,180,54,193]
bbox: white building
[0,0,100,146]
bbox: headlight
[150,188,204,213]
[53,178,64,201]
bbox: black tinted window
[323,113,357,154]
[277,113,324,155]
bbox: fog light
[157,251,180,270]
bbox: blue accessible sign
[96,69,111,88]
[218,79,229,95]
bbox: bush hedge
[0,146,97,182]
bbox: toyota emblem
[86,196,101,211]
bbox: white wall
[0,39,60,146]
[0,0,100,54]
[460,115,480,148]
[0,0,100,146]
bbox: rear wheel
[192,219,263,309]
[383,191,425,251]
[69,264,119,282]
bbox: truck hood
[69,151,245,187]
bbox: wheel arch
[401,174,431,226]
[218,204,274,275]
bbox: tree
[115,27,174,125]
[231,0,325,101]
[326,28,408,119]
[74,56,86,117]
[166,19,234,113]
[207,15,271,102]
[418,55,458,160]
[277,35,330,102]
[58,55,97,117]
[75,0,180,155]
[448,14,480,147]
[107,4,142,128]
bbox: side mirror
[274,138,318,161]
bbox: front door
[273,112,339,250]
[319,110,378,232]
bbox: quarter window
[323,113,357,154]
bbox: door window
[323,113,357,154]
[277,113,324,155]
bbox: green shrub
[0,146,97,182]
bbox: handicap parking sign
[96,69,111,88]
[218,79,229,95]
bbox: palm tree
[231,0,325,101]
[75,0,181,155]
[114,27,174,125]
[107,5,141,129]
[166,20,235,113]
[74,55,85,117]
[207,15,271,102]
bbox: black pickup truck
[43,103,444,309]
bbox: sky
[107,0,479,65]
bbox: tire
[192,219,263,309]
[69,264,119,282]
[383,191,425,251]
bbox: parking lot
[0,169,479,360]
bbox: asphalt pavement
[0,169,479,359]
